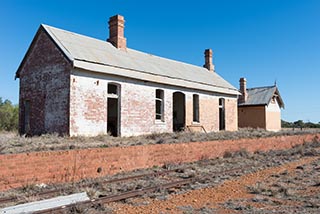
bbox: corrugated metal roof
[42,24,240,95]
[238,86,284,108]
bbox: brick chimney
[107,15,127,50]
[203,49,215,72]
[239,77,247,103]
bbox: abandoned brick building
[238,78,284,131]
[15,15,240,137]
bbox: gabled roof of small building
[238,85,285,108]
[16,24,240,96]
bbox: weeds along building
[15,15,240,137]
[238,78,284,131]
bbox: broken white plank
[0,192,89,214]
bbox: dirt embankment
[1,139,319,214]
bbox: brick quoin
[0,134,319,191]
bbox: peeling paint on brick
[18,30,238,137]
[69,69,238,137]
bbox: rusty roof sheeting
[239,86,284,108]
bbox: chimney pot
[107,14,127,50]
[239,77,247,103]
[203,49,215,72]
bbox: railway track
[33,178,195,214]
[1,164,256,213]
[0,166,192,207]
[0,162,258,214]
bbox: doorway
[23,100,30,135]
[173,92,186,131]
[107,83,120,136]
[219,98,225,130]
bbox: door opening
[107,83,120,136]
[173,92,186,131]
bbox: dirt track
[111,156,319,213]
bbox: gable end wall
[266,99,281,131]
[18,29,71,135]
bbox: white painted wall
[69,68,238,136]
[266,98,281,112]
[265,98,282,131]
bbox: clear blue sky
[0,0,319,123]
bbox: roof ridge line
[247,85,276,90]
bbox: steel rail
[33,178,194,214]
[1,164,257,213]
[0,167,189,206]
[32,164,257,213]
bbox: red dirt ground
[110,156,319,214]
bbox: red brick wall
[18,28,71,135]
[0,134,319,191]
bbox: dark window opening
[193,94,199,122]
[108,84,118,95]
[219,98,225,130]
[155,89,164,121]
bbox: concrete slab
[0,192,89,214]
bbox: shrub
[233,148,250,158]
[223,151,233,158]
[0,98,18,131]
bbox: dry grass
[0,128,319,154]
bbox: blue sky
[0,0,319,122]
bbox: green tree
[293,120,304,130]
[281,120,293,128]
[0,98,19,131]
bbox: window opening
[108,84,118,95]
[219,98,225,130]
[193,94,199,122]
[155,89,164,121]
